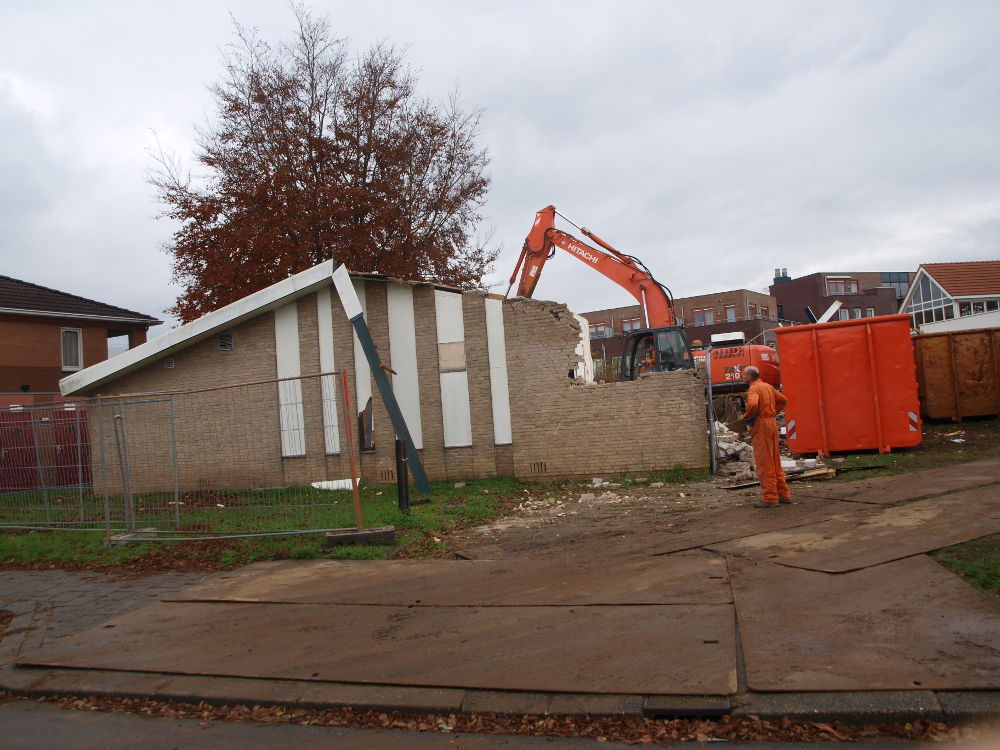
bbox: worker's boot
[753,501,779,508]
[779,497,792,504]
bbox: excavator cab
[619,327,694,381]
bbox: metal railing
[0,373,376,540]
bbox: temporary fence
[0,372,385,540]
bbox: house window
[724,305,736,323]
[589,323,614,340]
[61,328,83,371]
[838,309,849,321]
[827,278,859,295]
[880,272,910,300]
[761,306,769,319]
[852,308,862,319]
[748,303,757,318]
[622,318,642,332]
[693,308,714,326]
[865,308,875,317]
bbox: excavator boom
[508,205,781,389]
[510,206,678,327]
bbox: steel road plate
[730,555,1000,691]
[16,601,738,695]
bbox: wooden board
[167,556,733,606]
[16,601,738,695]
[730,555,1000,691]
[709,486,1000,572]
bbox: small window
[622,318,643,332]
[748,303,757,318]
[761,306,769,319]
[218,332,235,351]
[865,308,875,318]
[724,305,736,323]
[693,307,714,326]
[852,308,862,319]
[589,323,614,339]
[838,309,849,321]
[61,328,83,371]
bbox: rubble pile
[713,421,756,481]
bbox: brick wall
[0,314,121,392]
[82,279,707,491]
[770,273,901,324]
[504,298,707,479]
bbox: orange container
[774,314,921,455]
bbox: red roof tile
[921,261,1000,298]
[0,275,161,322]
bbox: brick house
[60,262,707,487]
[580,289,781,377]
[0,275,161,406]
[768,269,915,325]
[901,261,1000,332]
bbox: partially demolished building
[60,262,707,490]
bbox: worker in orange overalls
[741,365,791,508]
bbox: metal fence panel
[0,373,365,538]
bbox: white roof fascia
[60,260,337,396]
[0,307,162,325]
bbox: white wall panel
[274,303,306,457]
[351,279,372,417]
[316,287,340,454]
[439,371,473,446]
[434,290,472,447]
[386,284,423,449]
[484,298,512,445]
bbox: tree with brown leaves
[151,6,495,322]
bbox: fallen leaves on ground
[0,691,992,744]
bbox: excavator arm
[509,205,678,327]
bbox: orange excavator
[508,205,780,390]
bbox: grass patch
[826,417,1000,482]
[0,476,522,570]
[932,534,1000,599]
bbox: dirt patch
[449,418,1000,561]
[449,479,764,560]
[0,609,13,641]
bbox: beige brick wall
[84,278,706,492]
[504,298,707,480]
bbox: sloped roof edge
[60,261,338,396]
[0,274,162,323]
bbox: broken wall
[85,278,707,491]
[504,298,708,480]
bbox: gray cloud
[1,0,997,327]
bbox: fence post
[75,406,85,522]
[29,409,50,523]
[395,438,410,514]
[112,404,136,530]
[169,395,180,528]
[97,398,112,541]
[706,346,718,476]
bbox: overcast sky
[2,0,998,334]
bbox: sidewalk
[2,458,1000,736]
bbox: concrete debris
[714,421,757,478]
[650,482,665,488]
[578,493,596,502]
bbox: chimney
[773,268,791,285]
